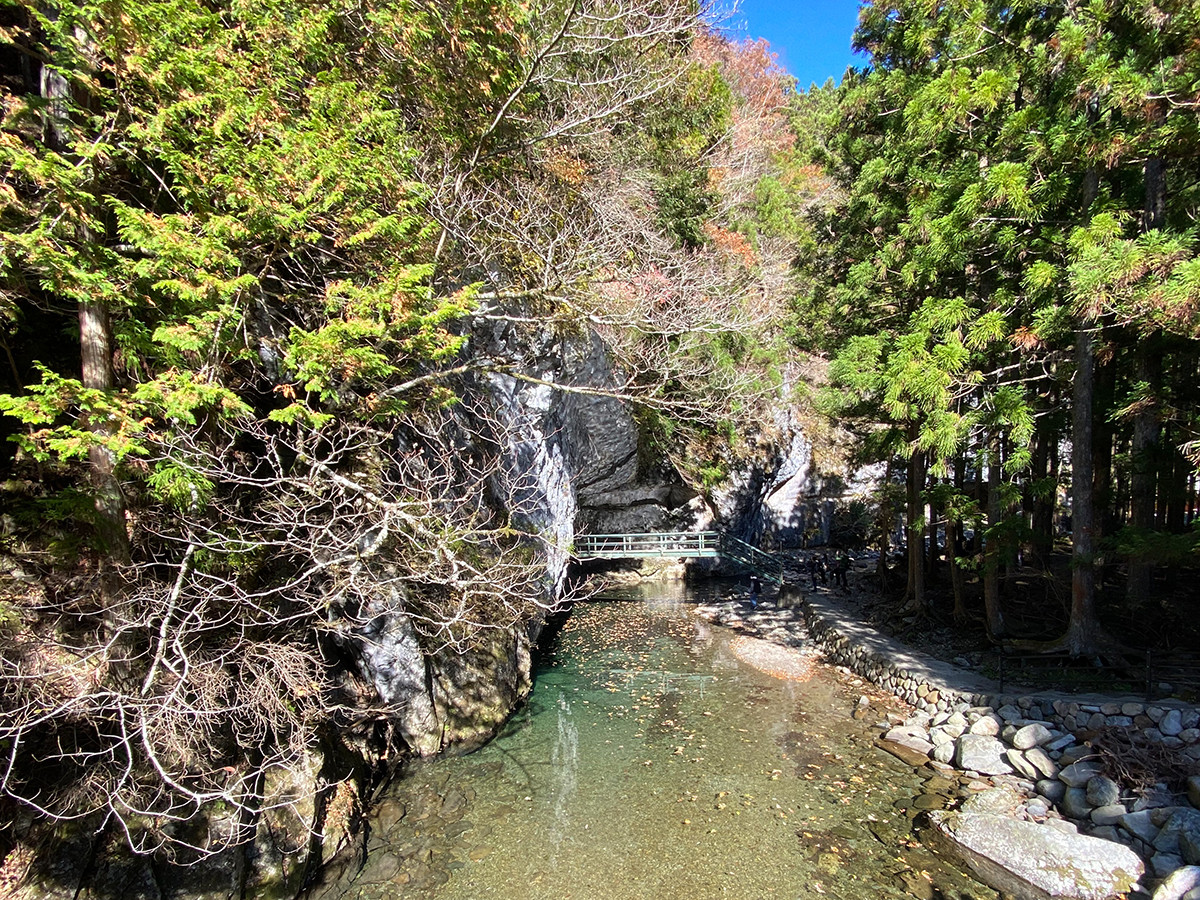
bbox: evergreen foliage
[799,0,1200,647]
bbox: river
[311,581,996,900]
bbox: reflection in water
[310,584,996,900]
[550,692,578,862]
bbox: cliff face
[358,315,696,759]
[475,315,697,541]
[692,366,858,557]
[356,331,854,767]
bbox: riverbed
[310,582,996,900]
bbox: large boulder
[956,734,1014,776]
[356,606,441,756]
[926,810,1144,900]
[355,603,535,758]
[429,627,534,752]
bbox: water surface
[313,582,995,900]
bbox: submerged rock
[926,810,1144,900]
[885,727,935,758]
[878,737,935,768]
[960,785,1023,816]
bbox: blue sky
[721,0,868,90]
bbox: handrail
[574,532,721,558]
[574,531,784,584]
[718,534,783,579]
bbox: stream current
[312,582,996,900]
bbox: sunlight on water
[311,583,996,900]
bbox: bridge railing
[573,531,784,584]
[574,531,722,559]
[718,534,784,583]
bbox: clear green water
[312,583,995,900]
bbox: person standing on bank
[749,574,762,608]
[833,552,850,589]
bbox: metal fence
[574,531,722,559]
[573,531,784,584]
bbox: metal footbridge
[573,531,784,584]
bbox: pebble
[930,742,956,765]
[1005,749,1040,781]
[956,734,1013,775]
[1037,779,1067,803]
[1122,810,1164,844]
[1045,734,1077,753]
[968,715,1002,737]
[806,595,1200,890]
[1013,723,1052,750]
[1155,854,1188,877]
[995,704,1023,722]
[1061,787,1093,820]
[930,729,955,747]
[1059,761,1103,788]
[1024,798,1050,818]
[1163,710,1185,737]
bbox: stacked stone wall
[801,595,1200,894]
[802,597,1200,760]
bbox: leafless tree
[0,396,564,858]
[416,0,796,447]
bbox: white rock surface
[1153,865,1200,900]
[927,810,1144,900]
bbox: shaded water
[313,582,995,900]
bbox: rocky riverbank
[693,583,1200,900]
[877,699,1200,900]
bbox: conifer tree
[803,0,1199,650]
